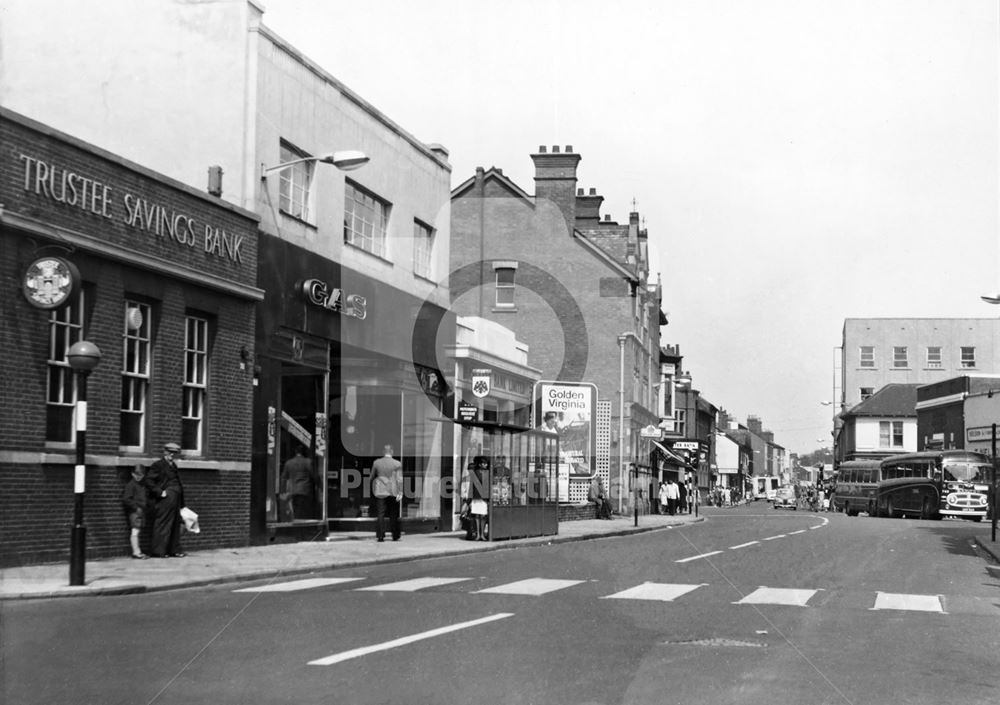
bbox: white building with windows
[835,383,919,463]
[839,318,1000,415]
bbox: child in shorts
[122,466,149,559]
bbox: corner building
[1,1,455,544]
[0,109,261,566]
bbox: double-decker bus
[831,459,881,516]
[874,450,992,521]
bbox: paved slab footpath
[0,512,702,599]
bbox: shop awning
[651,440,693,468]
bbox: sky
[262,0,999,456]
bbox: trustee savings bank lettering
[19,155,245,264]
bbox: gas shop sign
[301,278,367,319]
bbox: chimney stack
[531,145,581,235]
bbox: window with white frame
[674,409,686,437]
[46,292,85,443]
[413,219,434,279]
[495,266,516,307]
[182,315,209,454]
[879,420,904,448]
[859,346,875,368]
[961,346,976,368]
[344,180,389,258]
[892,346,908,368]
[277,142,314,221]
[120,301,151,449]
[926,346,942,368]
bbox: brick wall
[558,502,598,522]
[0,110,258,566]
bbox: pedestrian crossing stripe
[233,577,364,593]
[602,582,707,602]
[735,587,819,606]
[231,578,969,614]
[871,592,944,613]
[355,577,472,592]
[473,578,586,595]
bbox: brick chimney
[575,187,604,225]
[531,145,581,235]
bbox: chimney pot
[539,145,547,153]
[565,145,573,153]
[207,165,223,197]
[589,188,597,195]
[577,188,584,195]
[552,145,561,153]
[604,214,611,221]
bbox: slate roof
[841,383,920,418]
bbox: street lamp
[981,295,1000,540]
[618,334,628,514]
[66,340,102,586]
[260,150,369,180]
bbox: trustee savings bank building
[0,109,262,567]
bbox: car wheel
[920,498,933,520]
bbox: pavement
[5,511,998,600]
[0,511,703,600]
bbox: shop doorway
[271,371,325,524]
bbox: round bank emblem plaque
[22,257,79,310]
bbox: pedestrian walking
[145,442,186,558]
[281,444,315,520]
[665,478,680,515]
[658,481,669,515]
[372,444,403,542]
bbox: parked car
[773,485,797,510]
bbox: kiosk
[458,421,559,540]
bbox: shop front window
[328,366,446,523]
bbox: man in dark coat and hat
[145,442,186,557]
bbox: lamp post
[260,150,370,180]
[618,334,628,514]
[979,294,1000,540]
[66,340,102,586]
[632,461,639,527]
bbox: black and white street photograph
[1,2,999,704]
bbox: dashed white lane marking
[788,530,807,535]
[233,578,363,593]
[355,577,472,592]
[729,541,760,549]
[871,592,944,613]
[676,550,724,563]
[602,582,707,602]
[762,535,786,541]
[308,612,514,666]
[474,578,585,595]
[735,587,819,606]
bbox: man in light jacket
[372,444,403,542]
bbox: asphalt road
[3,505,999,705]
